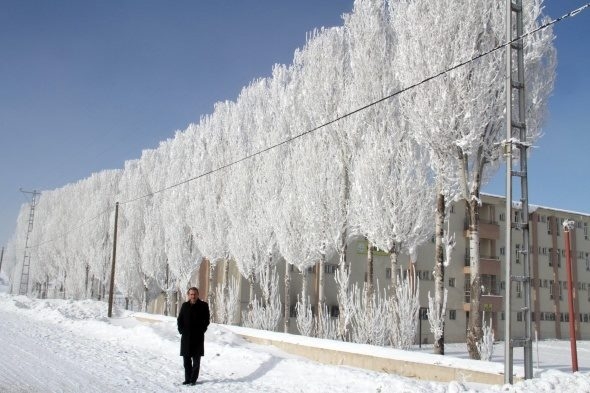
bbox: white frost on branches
[295,295,314,337]
[477,311,495,361]
[242,265,282,332]
[351,283,390,346]
[390,271,421,350]
[214,276,240,325]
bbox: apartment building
[185,194,590,344]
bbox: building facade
[185,194,590,344]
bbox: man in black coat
[177,287,210,385]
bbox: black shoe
[190,381,197,386]
[182,381,190,385]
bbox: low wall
[224,325,520,385]
[132,314,518,385]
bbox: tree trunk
[164,263,170,316]
[389,243,400,293]
[336,157,349,338]
[337,243,348,340]
[177,290,182,316]
[366,239,374,298]
[84,264,89,297]
[143,285,149,312]
[248,270,255,306]
[434,192,446,355]
[284,260,291,333]
[223,259,230,306]
[265,254,273,307]
[208,261,215,317]
[302,269,308,309]
[317,253,326,331]
[466,194,482,359]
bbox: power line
[27,206,114,249]
[120,3,590,206]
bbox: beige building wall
[153,194,590,344]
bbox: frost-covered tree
[390,270,420,349]
[391,0,556,358]
[478,311,495,361]
[351,129,435,293]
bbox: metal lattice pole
[505,0,533,383]
[18,189,40,296]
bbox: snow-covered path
[0,295,450,393]
[1,294,590,393]
[0,299,181,392]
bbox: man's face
[188,290,198,302]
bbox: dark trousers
[183,355,201,383]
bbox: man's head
[187,287,199,303]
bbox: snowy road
[0,295,450,393]
[1,294,589,393]
[0,300,181,392]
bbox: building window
[560,313,569,322]
[517,312,523,322]
[584,223,588,240]
[515,244,521,264]
[499,213,505,222]
[449,310,456,320]
[385,268,392,279]
[450,205,455,214]
[417,270,432,281]
[419,308,428,320]
[330,305,340,318]
[449,277,455,287]
[513,211,521,225]
[500,247,505,256]
[324,264,338,274]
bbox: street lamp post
[563,220,578,372]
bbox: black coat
[177,299,210,357]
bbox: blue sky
[0,1,588,247]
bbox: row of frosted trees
[3,0,555,359]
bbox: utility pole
[0,246,5,274]
[18,189,40,296]
[505,0,533,383]
[107,202,120,318]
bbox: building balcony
[463,255,501,276]
[463,293,503,313]
[463,219,500,240]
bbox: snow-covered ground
[0,286,589,392]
